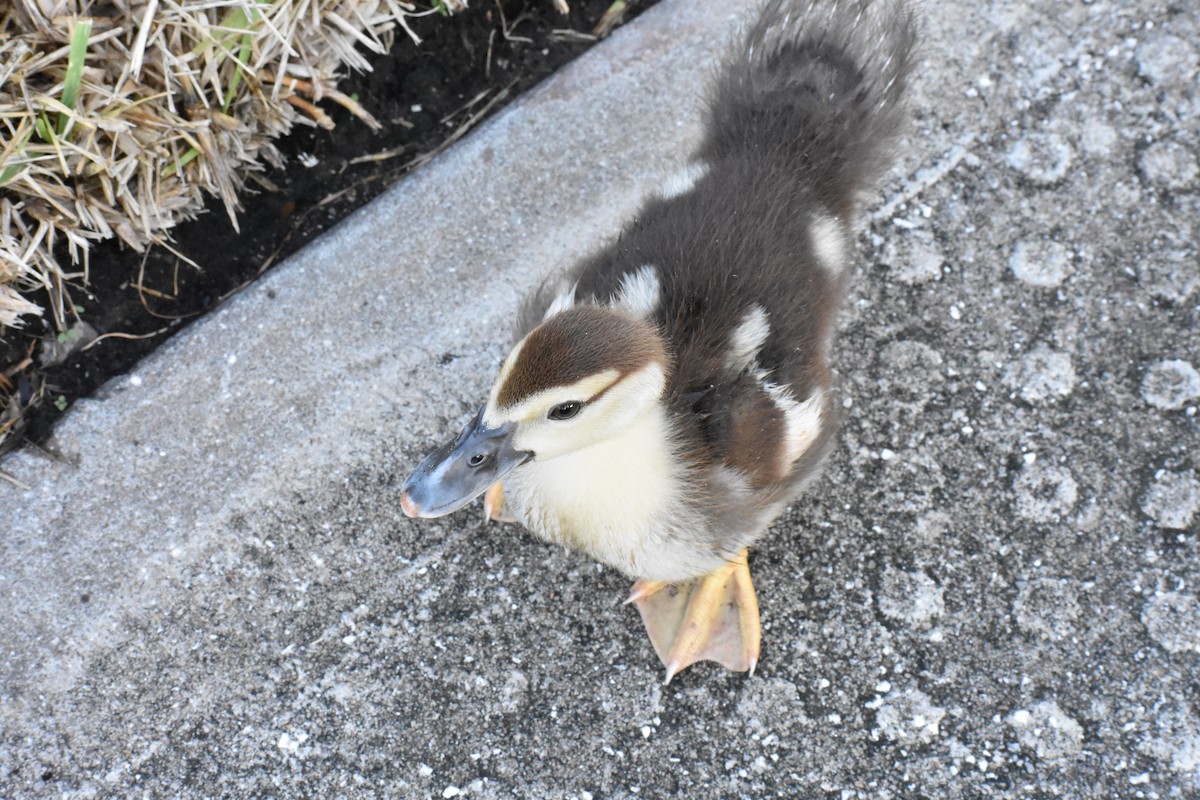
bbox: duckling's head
[400,305,669,518]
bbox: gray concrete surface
[3,0,1199,796]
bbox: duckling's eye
[548,401,583,421]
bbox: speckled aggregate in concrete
[2,0,1198,797]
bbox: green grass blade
[36,113,54,144]
[222,31,255,113]
[0,128,35,185]
[58,18,93,135]
[162,147,200,178]
[192,6,255,56]
[0,159,27,185]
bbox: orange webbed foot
[628,550,761,684]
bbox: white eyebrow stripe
[488,369,622,427]
[810,214,848,277]
[657,161,710,200]
[611,264,661,319]
[725,304,770,373]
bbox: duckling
[401,0,916,682]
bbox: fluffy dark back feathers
[704,0,918,209]
[514,0,916,429]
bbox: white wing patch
[657,161,710,200]
[810,214,847,277]
[727,304,824,471]
[542,282,577,320]
[612,264,661,319]
[761,384,826,473]
[725,304,771,373]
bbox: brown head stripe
[496,305,667,408]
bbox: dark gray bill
[400,407,531,518]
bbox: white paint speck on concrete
[1141,360,1200,411]
[1009,238,1073,287]
[1138,247,1199,304]
[1141,470,1200,529]
[1006,132,1075,184]
[872,689,946,745]
[1136,34,1199,86]
[882,227,945,285]
[1003,345,1076,404]
[1080,119,1118,157]
[1141,592,1200,655]
[1139,141,1199,190]
[1008,700,1083,760]
[1014,463,1079,523]
[878,568,944,630]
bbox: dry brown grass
[0,0,431,332]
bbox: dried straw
[0,0,426,332]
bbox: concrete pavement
[3,0,1199,796]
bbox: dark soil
[0,0,658,455]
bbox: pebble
[1009,239,1072,287]
[499,669,530,713]
[1141,360,1200,411]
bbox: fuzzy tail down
[703,0,918,208]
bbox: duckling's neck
[509,403,693,573]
